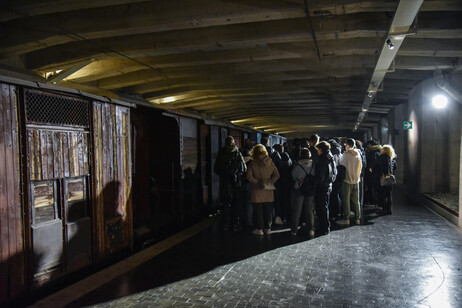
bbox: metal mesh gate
[24,88,90,127]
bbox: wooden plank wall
[210,126,220,208]
[180,117,199,224]
[0,83,23,302]
[92,102,132,259]
[27,130,89,180]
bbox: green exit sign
[403,121,413,130]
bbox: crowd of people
[213,135,397,237]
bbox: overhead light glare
[162,96,176,103]
[230,118,252,124]
[367,92,374,98]
[432,95,448,109]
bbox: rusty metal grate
[24,88,90,127]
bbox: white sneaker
[274,216,283,225]
[355,219,361,225]
[252,229,264,236]
[308,230,315,238]
[264,228,271,235]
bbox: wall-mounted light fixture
[386,38,395,50]
[432,94,448,109]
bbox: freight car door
[23,88,92,283]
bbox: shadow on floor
[65,189,418,307]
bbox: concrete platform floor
[35,189,462,307]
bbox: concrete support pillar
[459,106,462,228]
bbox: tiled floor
[37,189,462,307]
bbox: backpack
[299,163,316,196]
[227,151,246,188]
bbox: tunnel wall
[405,78,460,195]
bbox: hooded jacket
[213,145,245,177]
[246,154,280,203]
[214,144,246,202]
[339,148,362,184]
[370,153,398,190]
[366,145,382,167]
[315,151,336,187]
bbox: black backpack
[299,163,316,196]
[227,151,246,188]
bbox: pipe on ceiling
[355,0,424,131]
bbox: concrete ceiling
[0,0,461,137]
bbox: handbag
[380,173,396,186]
[263,182,276,190]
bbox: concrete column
[459,106,462,228]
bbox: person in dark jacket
[328,139,343,221]
[273,144,292,225]
[355,140,367,218]
[261,137,282,165]
[364,140,381,205]
[314,141,336,235]
[214,136,247,231]
[308,134,320,164]
[369,145,397,215]
[240,138,253,229]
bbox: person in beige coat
[246,144,280,236]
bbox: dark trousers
[280,181,292,221]
[328,181,342,219]
[364,173,377,205]
[273,188,280,218]
[242,183,253,227]
[222,189,242,227]
[315,185,331,234]
[378,187,393,214]
[253,202,273,230]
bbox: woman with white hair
[370,144,397,215]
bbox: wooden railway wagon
[0,76,285,304]
[130,105,265,247]
[0,78,133,304]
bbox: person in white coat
[337,138,362,225]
